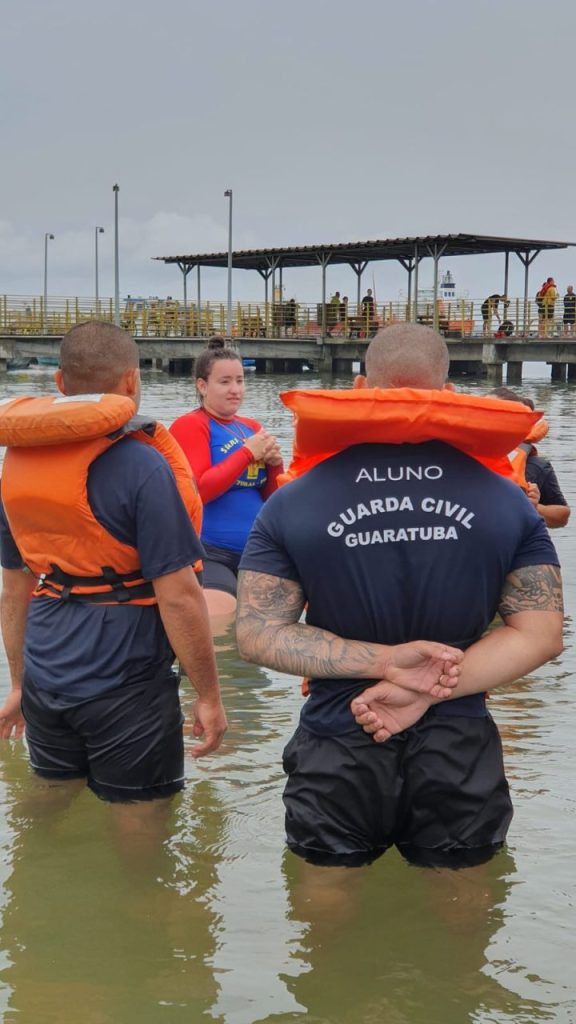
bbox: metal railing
[0,294,572,340]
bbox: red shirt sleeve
[262,462,284,500]
[169,410,253,504]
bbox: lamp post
[224,188,233,337]
[113,184,120,326]
[43,232,55,333]
[95,226,104,316]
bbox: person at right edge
[491,386,570,529]
[236,324,563,870]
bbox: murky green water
[0,366,575,1023]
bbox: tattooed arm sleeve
[236,570,393,679]
[447,564,564,699]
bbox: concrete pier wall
[2,335,576,382]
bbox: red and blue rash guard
[170,407,282,554]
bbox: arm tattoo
[236,570,382,679]
[499,564,563,618]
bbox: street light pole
[43,232,55,333]
[224,189,233,337]
[95,226,104,316]
[113,184,120,326]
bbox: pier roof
[155,233,572,272]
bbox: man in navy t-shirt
[0,321,227,804]
[237,325,563,869]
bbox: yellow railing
[0,295,569,339]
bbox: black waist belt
[36,563,155,604]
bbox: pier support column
[265,359,275,374]
[0,358,7,373]
[506,362,522,384]
[317,342,334,374]
[485,363,503,384]
[567,363,576,381]
[482,344,504,384]
[551,363,567,382]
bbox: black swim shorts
[282,711,513,869]
[22,666,185,802]
[202,544,241,597]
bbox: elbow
[545,506,571,528]
[235,622,264,666]
[544,625,564,661]
[237,645,259,666]
[550,634,564,660]
[236,628,255,664]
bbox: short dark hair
[490,386,535,410]
[59,321,138,394]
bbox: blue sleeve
[133,463,205,579]
[511,509,560,571]
[0,499,25,570]
[88,441,205,580]
[239,492,300,582]
[538,464,568,507]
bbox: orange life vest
[278,387,542,489]
[279,388,542,698]
[0,394,203,604]
[506,417,549,488]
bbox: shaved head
[59,321,139,394]
[365,324,450,390]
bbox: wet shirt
[170,409,273,554]
[240,441,559,736]
[0,438,204,701]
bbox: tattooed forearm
[498,564,563,619]
[236,570,386,679]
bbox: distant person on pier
[328,292,341,331]
[284,298,297,336]
[169,337,284,627]
[361,288,376,334]
[563,285,576,335]
[490,387,571,529]
[539,278,558,336]
[361,288,375,312]
[481,294,505,336]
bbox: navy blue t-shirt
[240,441,559,735]
[0,437,204,701]
[525,455,568,507]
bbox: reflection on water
[0,367,575,1022]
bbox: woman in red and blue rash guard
[170,337,283,618]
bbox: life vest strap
[36,563,155,603]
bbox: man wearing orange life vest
[236,324,563,870]
[490,387,570,530]
[0,321,227,803]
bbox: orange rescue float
[278,387,542,488]
[0,394,203,603]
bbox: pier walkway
[2,333,576,384]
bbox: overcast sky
[2,0,576,304]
